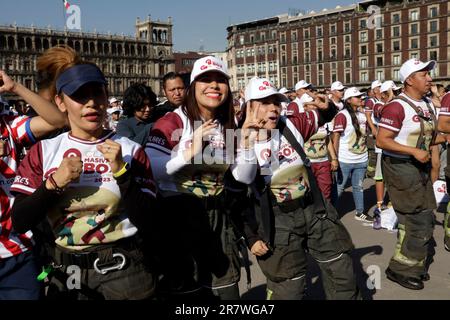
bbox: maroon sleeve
[364,99,374,112]
[131,146,156,194]
[287,101,300,117]
[333,113,347,133]
[378,101,405,132]
[287,110,318,142]
[373,102,384,119]
[440,92,450,116]
[147,112,184,152]
[11,142,43,195]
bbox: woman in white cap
[236,77,358,300]
[332,87,371,222]
[377,58,449,290]
[10,61,158,300]
[146,56,257,300]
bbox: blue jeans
[0,251,42,300]
[337,161,368,214]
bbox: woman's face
[194,72,229,111]
[134,99,153,122]
[252,95,282,130]
[348,96,363,108]
[56,83,108,138]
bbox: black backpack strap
[277,119,327,216]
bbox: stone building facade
[0,16,175,98]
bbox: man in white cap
[287,80,315,115]
[365,80,382,135]
[278,87,291,115]
[329,81,345,111]
[109,97,119,108]
[377,58,449,290]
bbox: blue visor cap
[56,64,107,96]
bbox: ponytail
[344,101,362,140]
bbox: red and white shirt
[379,93,436,158]
[254,111,318,203]
[146,107,256,198]
[364,97,380,114]
[439,92,450,117]
[11,131,155,251]
[287,93,314,116]
[0,115,35,259]
[333,109,368,163]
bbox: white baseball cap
[245,77,288,103]
[380,80,402,93]
[109,97,119,104]
[344,87,364,101]
[371,80,382,90]
[190,56,230,84]
[279,87,289,94]
[107,106,122,115]
[399,58,436,83]
[330,81,345,91]
[294,80,311,91]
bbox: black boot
[385,268,424,290]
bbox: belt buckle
[93,253,126,275]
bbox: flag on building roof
[63,0,70,10]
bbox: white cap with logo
[344,87,364,101]
[380,80,402,93]
[371,80,382,90]
[190,56,230,84]
[109,97,119,104]
[399,58,436,83]
[107,106,123,115]
[294,80,311,91]
[330,81,345,91]
[245,77,288,103]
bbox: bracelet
[113,162,129,179]
[48,174,64,194]
[331,158,338,161]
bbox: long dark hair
[344,101,362,140]
[183,79,236,133]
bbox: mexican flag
[63,0,70,10]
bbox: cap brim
[191,69,230,84]
[420,60,436,72]
[61,78,107,96]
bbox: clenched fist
[47,157,83,190]
[96,139,125,174]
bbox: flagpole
[62,0,66,30]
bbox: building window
[376,57,383,67]
[281,33,286,43]
[360,19,367,29]
[393,55,401,65]
[292,32,297,42]
[344,22,351,33]
[304,41,310,48]
[429,50,437,61]
[345,71,351,84]
[429,21,438,32]
[331,37,337,45]
[393,69,400,81]
[317,26,323,37]
[304,29,310,39]
[332,73,337,83]
[376,70,383,81]
[318,73,324,86]
[392,26,400,37]
[345,61,351,68]
[410,23,419,35]
[410,52,418,59]
[318,64,323,71]
[361,71,368,82]
[429,7,438,18]
[332,62,337,70]
[305,51,310,63]
[392,13,400,24]
[330,24,336,35]
[115,64,121,74]
[317,39,323,47]
[359,31,367,42]
[360,45,367,55]
[376,43,383,53]
[318,50,323,61]
[250,34,254,43]
[410,38,419,49]
[271,31,277,39]
[345,35,351,42]
[429,36,438,47]
[330,48,337,59]
[239,36,244,45]
[393,40,400,51]
[360,58,368,68]
[345,46,351,58]
[375,29,383,40]
[410,10,419,21]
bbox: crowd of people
[0,44,449,300]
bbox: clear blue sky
[0,0,352,52]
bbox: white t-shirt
[333,109,368,163]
